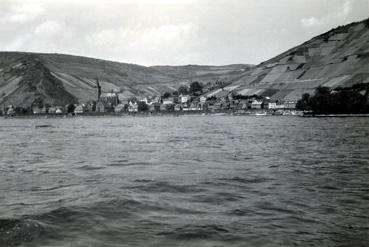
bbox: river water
[0,115,368,246]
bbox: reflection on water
[0,116,369,246]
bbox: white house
[114,103,126,113]
[275,104,286,109]
[251,100,263,109]
[200,96,207,103]
[162,97,174,105]
[266,102,277,109]
[128,101,138,112]
[74,104,85,114]
[55,108,63,114]
[180,95,190,104]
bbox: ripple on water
[131,180,204,194]
[1,116,369,246]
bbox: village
[2,81,300,117]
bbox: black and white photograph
[1,0,369,246]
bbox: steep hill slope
[0,54,76,107]
[220,19,369,102]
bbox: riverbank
[5,112,369,119]
[2,110,302,118]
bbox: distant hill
[0,52,252,107]
[215,18,369,102]
[1,18,369,107]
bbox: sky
[0,0,368,66]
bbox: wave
[157,224,240,241]
[0,218,43,246]
[130,180,204,194]
[76,165,105,171]
[35,125,54,128]
[221,176,275,184]
[0,196,209,246]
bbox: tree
[189,81,203,95]
[44,103,51,114]
[128,97,137,103]
[296,83,369,114]
[33,97,44,109]
[364,18,369,28]
[296,99,304,111]
[91,101,97,112]
[178,85,189,95]
[67,104,75,114]
[163,92,172,98]
[14,106,27,114]
[123,104,129,112]
[137,101,148,112]
[165,104,174,112]
[310,87,331,114]
[233,94,248,100]
[296,93,311,111]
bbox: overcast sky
[0,0,368,66]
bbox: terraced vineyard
[213,19,369,102]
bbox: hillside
[213,18,369,102]
[1,18,369,107]
[0,53,76,107]
[0,52,252,107]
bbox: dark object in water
[35,125,54,128]
[0,218,43,246]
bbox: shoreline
[4,111,369,119]
[2,110,300,119]
[302,113,369,118]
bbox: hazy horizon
[1,0,369,66]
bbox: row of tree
[296,83,369,114]
[162,81,204,99]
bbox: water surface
[0,116,369,246]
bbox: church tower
[96,78,101,101]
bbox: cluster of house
[71,91,296,114]
[2,90,297,116]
